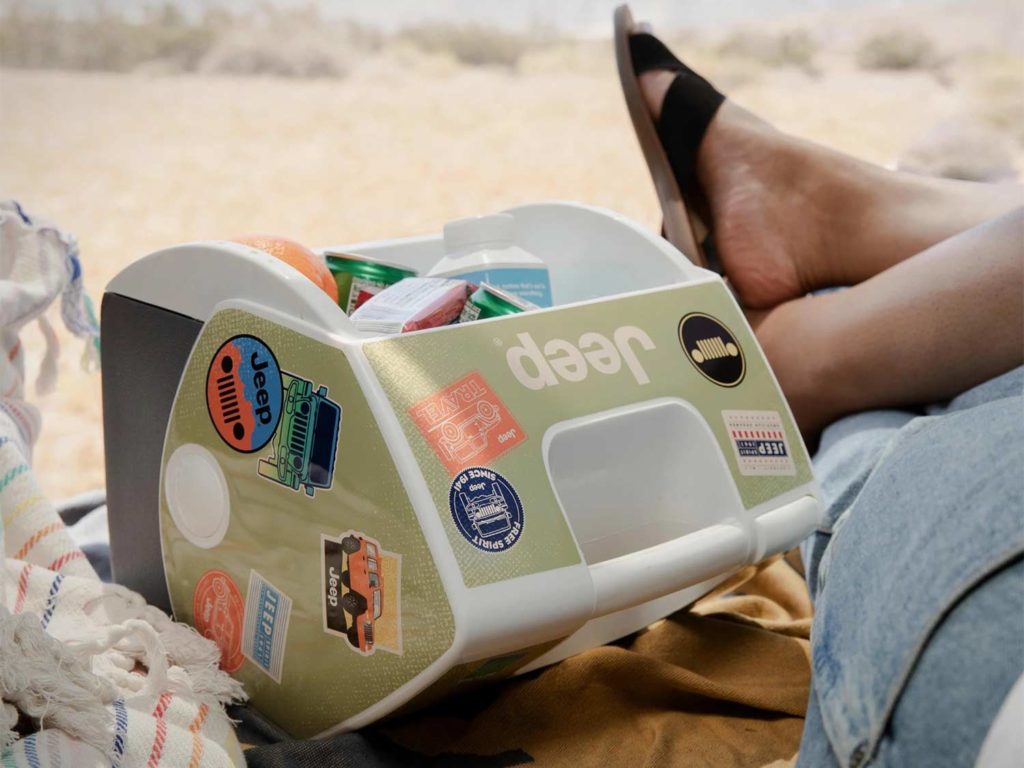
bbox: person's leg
[795,386,1024,767]
[872,558,1024,767]
[802,364,1023,594]
[749,208,1023,437]
[637,69,1024,308]
[798,560,1024,768]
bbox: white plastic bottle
[428,214,553,307]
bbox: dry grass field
[1,4,1021,499]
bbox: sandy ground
[1,38,1021,499]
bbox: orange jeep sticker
[321,531,402,656]
[193,569,245,672]
[408,372,526,475]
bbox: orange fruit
[230,234,339,304]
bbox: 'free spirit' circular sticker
[449,467,523,552]
[206,335,282,452]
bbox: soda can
[325,251,418,314]
[459,282,538,323]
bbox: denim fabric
[801,408,921,597]
[797,367,1024,767]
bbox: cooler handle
[588,495,820,618]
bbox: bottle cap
[443,213,515,252]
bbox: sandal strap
[656,69,724,211]
[628,29,726,272]
[629,32,685,74]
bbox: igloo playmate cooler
[102,202,823,739]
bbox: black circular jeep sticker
[449,467,523,552]
[678,313,745,387]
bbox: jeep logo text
[506,326,656,390]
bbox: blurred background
[1,0,1021,499]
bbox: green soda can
[324,251,418,314]
[459,282,538,323]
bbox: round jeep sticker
[206,335,282,452]
[449,467,523,552]
[193,569,245,672]
[678,313,745,387]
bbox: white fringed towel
[0,201,247,766]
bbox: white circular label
[165,443,230,549]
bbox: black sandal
[614,4,724,272]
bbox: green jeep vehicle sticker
[258,372,341,496]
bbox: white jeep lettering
[506,326,656,389]
[613,325,656,386]
[578,332,619,374]
[543,338,587,382]
[327,565,339,607]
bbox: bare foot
[634,54,1024,443]
[639,69,873,308]
[638,68,1024,309]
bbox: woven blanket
[0,202,247,767]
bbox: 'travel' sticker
[193,569,245,672]
[408,372,526,474]
[449,467,523,552]
[241,570,292,683]
[722,410,796,476]
[321,531,403,656]
[678,313,745,387]
[256,373,342,498]
[206,335,282,452]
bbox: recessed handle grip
[589,522,749,618]
[588,495,821,618]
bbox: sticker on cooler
[193,569,245,673]
[408,372,526,474]
[321,531,403,656]
[242,569,292,683]
[449,467,524,552]
[206,335,283,452]
[678,313,745,388]
[257,373,342,497]
[455,267,552,308]
[722,410,796,476]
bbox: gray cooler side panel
[101,293,202,612]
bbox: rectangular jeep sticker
[408,371,526,475]
[321,531,403,656]
[722,410,796,476]
[241,569,292,683]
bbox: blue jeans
[797,367,1024,767]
